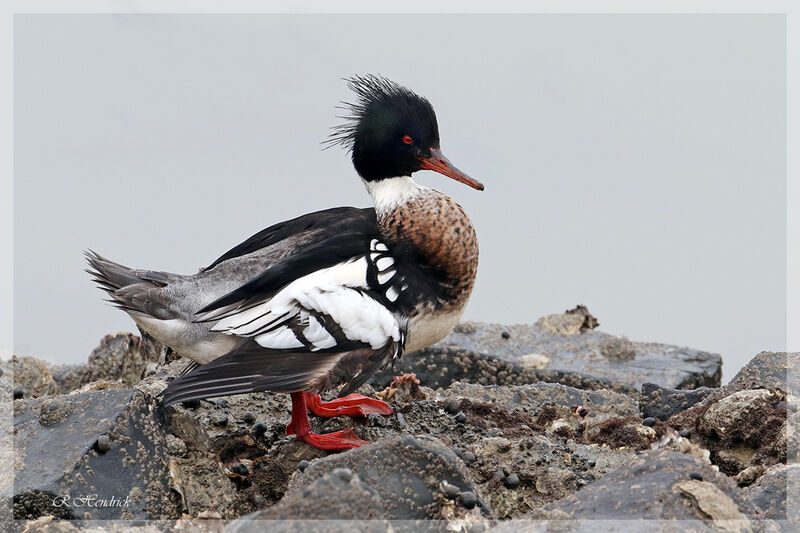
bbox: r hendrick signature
[52,494,130,508]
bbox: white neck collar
[363,176,427,215]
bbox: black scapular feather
[205,206,376,270]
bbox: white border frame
[2,1,795,530]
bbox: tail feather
[85,250,147,293]
[85,250,175,319]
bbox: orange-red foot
[304,391,392,418]
[293,427,370,450]
[286,391,374,451]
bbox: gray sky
[12,14,787,381]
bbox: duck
[87,74,483,450]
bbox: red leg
[285,392,370,450]
[304,391,392,418]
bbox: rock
[12,388,177,520]
[465,432,634,519]
[534,313,585,336]
[598,335,636,361]
[3,356,62,398]
[672,480,751,528]
[287,435,491,521]
[20,517,163,533]
[258,380,637,520]
[370,318,721,394]
[535,304,599,335]
[517,353,549,370]
[82,332,167,387]
[13,329,784,527]
[2,333,168,399]
[702,389,776,439]
[639,382,715,421]
[583,416,659,450]
[440,381,639,424]
[540,449,757,523]
[37,397,73,426]
[444,398,461,414]
[459,490,478,509]
[696,389,787,475]
[743,463,799,520]
[145,362,294,518]
[727,351,799,394]
[227,468,387,529]
[503,473,520,489]
[95,434,111,453]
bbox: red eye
[402,135,413,145]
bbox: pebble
[679,429,691,438]
[642,417,656,427]
[142,363,157,377]
[458,491,477,509]
[216,399,229,408]
[444,398,461,414]
[334,468,353,482]
[252,494,266,507]
[242,412,257,424]
[396,412,406,427]
[455,411,467,423]
[689,472,704,481]
[13,387,23,400]
[253,421,268,436]
[212,414,228,427]
[588,460,596,468]
[501,330,511,339]
[503,473,520,489]
[96,435,111,453]
[493,469,506,481]
[231,462,249,476]
[442,482,460,499]
[297,460,310,472]
[461,451,476,464]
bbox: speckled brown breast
[377,189,479,312]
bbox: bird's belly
[404,308,463,354]
[132,315,238,364]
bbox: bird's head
[326,75,484,191]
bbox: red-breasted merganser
[87,75,483,450]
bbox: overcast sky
[12,14,788,381]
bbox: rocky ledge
[2,307,796,532]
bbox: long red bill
[419,148,484,191]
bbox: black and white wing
[159,234,411,406]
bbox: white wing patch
[368,239,410,305]
[376,257,394,271]
[377,270,395,285]
[209,257,401,351]
[385,286,400,302]
[257,325,304,350]
[301,315,337,350]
